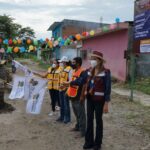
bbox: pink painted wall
[82,30,129,81]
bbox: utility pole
[129,53,136,101]
[100,17,103,28]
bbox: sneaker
[69,127,79,132]
[48,112,54,116]
[55,106,60,111]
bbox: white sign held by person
[12,60,26,72]
[9,75,25,99]
[24,76,47,101]
[12,60,33,76]
[26,88,46,114]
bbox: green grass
[14,54,50,70]
[38,61,50,70]
[112,76,150,95]
[125,78,150,95]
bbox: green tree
[0,14,35,38]
[18,27,35,38]
[0,14,21,38]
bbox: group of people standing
[35,50,111,150]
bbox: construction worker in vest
[33,59,62,116]
[63,57,88,138]
[48,59,62,116]
[56,56,73,124]
[83,51,111,150]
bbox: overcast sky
[0,0,135,39]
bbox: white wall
[60,48,77,60]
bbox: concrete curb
[112,88,150,107]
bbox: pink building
[81,22,133,81]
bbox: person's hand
[59,85,65,89]
[33,71,39,76]
[80,96,85,104]
[47,79,53,81]
[103,102,109,113]
[52,78,59,81]
[62,81,70,86]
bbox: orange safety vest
[67,67,84,98]
[60,66,72,91]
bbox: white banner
[9,75,25,99]
[24,76,47,101]
[9,69,47,114]
[26,88,46,114]
[12,60,33,76]
[13,60,26,72]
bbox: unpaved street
[0,61,149,150]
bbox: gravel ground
[0,60,149,150]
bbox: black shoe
[93,145,101,150]
[83,143,93,149]
[70,127,79,132]
[63,120,70,124]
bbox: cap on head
[59,56,69,62]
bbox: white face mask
[59,63,64,68]
[52,64,56,68]
[90,60,97,68]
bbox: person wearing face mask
[56,56,73,123]
[83,51,111,150]
[34,59,62,116]
[48,59,62,116]
[63,57,88,138]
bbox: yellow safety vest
[60,66,72,91]
[53,67,62,90]
[47,67,54,90]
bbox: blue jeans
[59,91,71,123]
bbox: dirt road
[0,60,149,150]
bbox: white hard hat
[59,56,69,62]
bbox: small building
[81,22,134,81]
[48,19,107,38]
[48,19,108,59]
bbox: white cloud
[0,0,135,39]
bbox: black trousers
[49,89,60,112]
[85,97,105,147]
[0,91,5,108]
